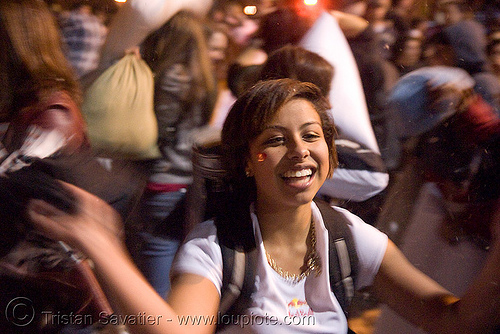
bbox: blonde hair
[142,10,218,120]
[0,0,81,121]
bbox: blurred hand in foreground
[27,182,124,250]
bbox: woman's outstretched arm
[27,182,219,334]
[372,233,500,334]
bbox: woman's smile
[280,167,316,189]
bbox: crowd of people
[0,0,499,333]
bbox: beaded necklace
[265,219,322,284]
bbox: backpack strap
[219,245,251,315]
[218,243,258,330]
[315,199,359,316]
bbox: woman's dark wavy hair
[217,79,337,250]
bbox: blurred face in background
[4,91,88,155]
[208,30,229,63]
[396,38,422,67]
[211,2,258,47]
[393,0,414,14]
[422,42,456,67]
[365,0,391,23]
[207,29,230,81]
[490,43,500,67]
[343,1,368,17]
[441,3,464,25]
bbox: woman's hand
[28,182,220,334]
[27,182,124,251]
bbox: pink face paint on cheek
[257,153,266,162]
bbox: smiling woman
[220,79,337,213]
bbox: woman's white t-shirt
[171,202,388,333]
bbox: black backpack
[217,200,359,333]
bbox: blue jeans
[136,232,180,298]
[133,189,186,298]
